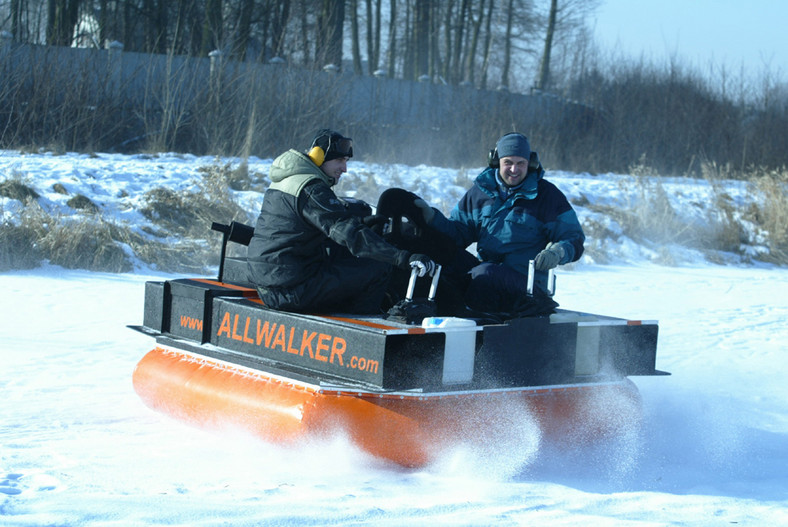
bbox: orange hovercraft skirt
[133,346,643,468]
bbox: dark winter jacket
[247,149,411,289]
[430,166,585,280]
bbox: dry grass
[2,159,787,273]
[581,161,702,264]
[579,160,788,265]
[749,168,788,262]
[1,162,255,273]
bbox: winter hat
[309,129,353,163]
[496,133,530,160]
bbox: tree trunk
[46,0,81,47]
[414,0,430,79]
[464,0,486,85]
[271,0,291,59]
[500,0,514,89]
[299,0,310,65]
[385,0,397,77]
[236,0,254,60]
[10,0,22,40]
[351,0,363,74]
[201,0,223,56]
[372,0,382,73]
[451,0,470,84]
[440,1,453,81]
[536,0,558,91]
[317,0,345,69]
[479,0,494,89]
[365,0,381,74]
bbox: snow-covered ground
[1,151,787,525]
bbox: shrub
[0,178,40,201]
[750,168,788,263]
[38,217,132,272]
[66,194,99,212]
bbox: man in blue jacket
[415,132,585,315]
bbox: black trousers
[464,262,558,316]
[256,255,391,314]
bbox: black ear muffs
[529,151,540,171]
[487,147,499,168]
[488,146,541,172]
[308,146,325,167]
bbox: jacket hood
[270,149,334,186]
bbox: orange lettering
[217,312,232,338]
[241,316,254,344]
[272,324,286,351]
[256,320,276,347]
[287,326,299,354]
[329,337,346,365]
[315,333,331,362]
[300,330,316,358]
[180,315,202,330]
[231,314,243,342]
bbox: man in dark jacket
[247,129,436,314]
[414,132,585,315]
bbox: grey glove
[534,242,565,271]
[413,199,435,224]
[409,253,437,277]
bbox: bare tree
[385,0,397,77]
[271,0,291,59]
[365,0,381,74]
[479,0,494,89]
[534,0,556,90]
[46,0,81,46]
[450,0,470,84]
[536,0,601,92]
[201,0,223,56]
[351,0,363,73]
[500,0,514,89]
[9,0,19,39]
[235,0,254,60]
[463,0,487,85]
[316,0,344,68]
[413,0,430,79]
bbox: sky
[1,150,786,524]
[591,0,787,78]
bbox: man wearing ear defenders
[413,132,585,316]
[247,129,436,314]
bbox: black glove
[409,253,437,277]
[362,214,388,230]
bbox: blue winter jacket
[430,166,585,281]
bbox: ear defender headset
[487,132,540,171]
[307,130,353,167]
[307,143,326,167]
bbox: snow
[1,151,787,525]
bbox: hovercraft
[129,218,667,468]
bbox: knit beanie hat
[496,133,530,159]
[310,129,354,162]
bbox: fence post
[209,49,223,103]
[0,30,11,58]
[105,40,124,99]
[106,40,123,59]
[209,50,223,80]
[0,31,10,95]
